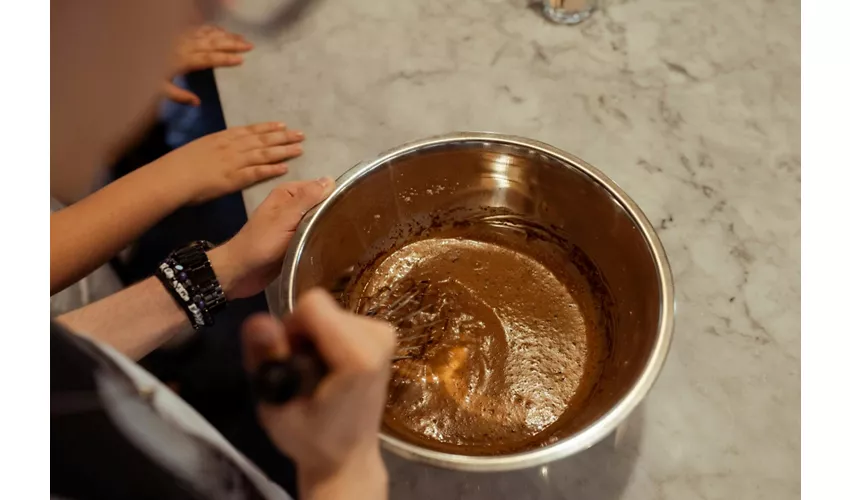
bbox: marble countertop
[217,0,800,498]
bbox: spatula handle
[252,345,329,404]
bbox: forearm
[56,277,191,360]
[50,162,185,295]
[55,247,240,359]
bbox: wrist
[156,241,227,330]
[145,153,198,206]
[207,245,243,300]
[298,446,387,500]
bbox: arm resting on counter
[50,164,185,296]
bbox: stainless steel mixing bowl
[280,132,674,471]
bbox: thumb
[267,177,336,216]
[241,313,291,373]
[162,81,201,106]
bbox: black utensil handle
[252,345,329,404]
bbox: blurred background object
[541,0,597,25]
[216,0,319,36]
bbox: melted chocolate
[345,216,610,455]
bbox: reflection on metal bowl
[280,132,674,472]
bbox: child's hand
[172,25,253,74]
[162,81,203,107]
[164,25,253,105]
[151,122,305,205]
[209,178,336,300]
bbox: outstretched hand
[150,122,306,206]
[164,25,254,105]
[172,25,253,74]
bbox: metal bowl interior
[281,133,674,471]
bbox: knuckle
[252,149,268,164]
[372,321,397,349]
[224,150,241,163]
[354,321,396,371]
[260,165,282,179]
[262,132,282,146]
[261,148,276,162]
[215,137,231,150]
[350,350,384,375]
[271,184,297,201]
[245,169,261,184]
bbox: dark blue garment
[108,69,299,497]
[160,72,227,149]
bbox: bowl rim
[280,132,675,472]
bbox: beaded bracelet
[155,241,226,330]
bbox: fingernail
[292,144,303,155]
[317,176,334,188]
[294,131,305,139]
[277,122,286,129]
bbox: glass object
[542,0,597,25]
[203,0,318,37]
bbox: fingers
[237,163,290,187]
[245,144,304,166]
[233,130,305,153]
[242,313,292,373]
[162,81,201,106]
[202,34,253,53]
[181,51,244,72]
[288,289,396,373]
[192,25,224,37]
[197,123,309,192]
[175,26,253,72]
[246,178,335,233]
[229,122,287,138]
[248,179,334,222]
[268,177,336,214]
[190,25,252,50]
[227,123,305,168]
[172,23,253,74]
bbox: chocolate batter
[345,215,610,455]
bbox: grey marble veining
[217,0,801,498]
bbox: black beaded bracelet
[155,241,226,330]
